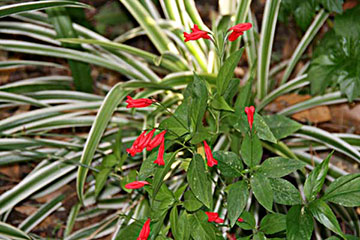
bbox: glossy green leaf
[227,180,248,227]
[308,199,345,237]
[241,133,263,167]
[334,5,360,39]
[253,232,266,240]
[77,83,128,203]
[184,74,208,133]
[269,178,302,205]
[260,213,286,234]
[170,207,190,240]
[322,173,360,207]
[217,49,244,96]
[304,152,332,202]
[258,157,305,178]
[213,151,243,177]
[250,173,273,212]
[115,219,147,240]
[253,114,277,143]
[184,190,203,212]
[262,115,302,140]
[211,94,234,112]
[236,211,256,230]
[189,211,216,240]
[187,154,213,209]
[286,205,313,240]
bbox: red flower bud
[126,96,154,108]
[203,140,218,167]
[183,24,211,42]
[244,106,255,131]
[228,23,252,42]
[153,138,165,166]
[237,217,244,222]
[137,218,150,240]
[146,130,166,151]
[125,181,149,189]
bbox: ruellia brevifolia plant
[115,25,359,240]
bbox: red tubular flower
[146,130,166,151]
[228,23,252,42]
[126,96,154,108]
[244,106,255,131]
[125,181,149,189]
[228,233,237,240]
[127,130,147,156]
[203,141,218,167]
[137,218,151,240]
[153,138,165,166]
[237,217,244,222]
[205,212,219,222]
[205,212,224,223]
[183,24,210,42]
[138,129,156,150]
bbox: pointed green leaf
[254,114,277,143]
[184,190,203,212]
[241,133,263,167]
[227,180,248,227]
[262,115,302,140]
[260,213,286,234]
[322,173,360,207]
[217,49,244,96]
[258,157,306,178]
[304,152,332,202]
[250,174,273,212]
[189,211,217,240]
[213,151,243,177]
[187,154,213,209]
[286,205,313,240]
[269,178,302,205]
[308,199,345,237]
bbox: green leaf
[213,151,243,177]
[184,74,208,134]
[152,150,179,200]
[334,6,360,39]
[269,178,302,205]
[187,154,213,209]
[236,211,256,230]
[211,94,234,112]
[250,174,273,212]
[227,180,249,227]
[77,83,128,203]
[217,49,244,96]
[262,115,302,140]
[286,205,313,240]
[308,199,345,237]
[170,208,190,240]
[304,152,332,202]
[260,213,286,234]
[293,1,315,31]
[322,173,360,207]
[139,152,173,180]
[258,157,306,178]
[320,0,343,14]
[241,133,263,167]
[254,114,277,143]
[253,232,266,240]
[0,222,31,240]
[184,190,203,212]
[151,184,175,217]
[0,0,91,19]
[189,211,217,240]
[234,78,252,114]
[47,7,93,93]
